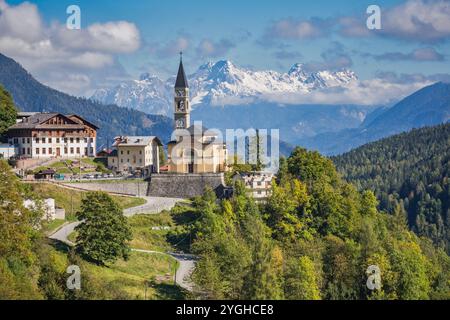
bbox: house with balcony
[6,112,98,159]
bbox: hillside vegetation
[333,124,450,253]
[180,148,450,299]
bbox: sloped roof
[67,114,99,130]
[8,113,85,130]
[113,136,163,147]
[175,59,189,88]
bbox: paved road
[48,203,196,292]
[49,221,81,246]
[123,196,183,217]
[132,249,196,291]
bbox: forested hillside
[333,124,450,253]
[174,147,450,300]
[0,54,173,148]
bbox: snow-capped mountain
[92,72,172,115]
[91,60,358,116]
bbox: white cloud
[0,0,140,96]
[53,21,140,53]
[156,36,190,58]
[338,17,372,38]
[261,78,433,106]
[263,17,332,41]
[368,47,445,62]
[381,0,450,42]
[196,38,236,58]
[0,0,43,42]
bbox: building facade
[233,172,274,202]
[167,57,228,174]
[7,113,97,159]
[108,136,162,176]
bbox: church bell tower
[174,53,190,130]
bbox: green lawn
[30,183,145,220]
[128,213,174,252]
[42,219,66,234]
[86,251,181,299]
[32,158,112,175]
[50,245,183,300]
[69,213,175,252]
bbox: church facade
[167,57,228,174]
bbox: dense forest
[173,147,450,300]
[332,124,450,254]
[0,53,173,148]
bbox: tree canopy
[75,192,132,265]
[0,85,17,139]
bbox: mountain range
[92,60,376,146]
[91,60,359,116]
[0,52,449,157]
[304,82,450,154]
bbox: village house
[108,136,162,176]
[6,112,98,159]
[233,172,274,202]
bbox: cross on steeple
[175,53,189,88]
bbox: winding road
[123,196,182,217]
[48,196,196,292]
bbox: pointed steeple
[175,52,189,88]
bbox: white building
[6,113,98,159]
[0,143,17,159]
[108,136,162,176]
[233,172,274,202]
[23,198,65,221]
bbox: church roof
[175,58,189,88]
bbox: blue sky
[1,0,449,99]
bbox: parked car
[54,173,65,181]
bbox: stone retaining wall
[147,173,225,199]
[63,182,149,197]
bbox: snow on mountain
[91,60,358,117]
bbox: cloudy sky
[1,0,450,104]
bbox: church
[167,56,228,174]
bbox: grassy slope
[62,212,187,299]
[30,183,145,220]
[32,158,111,175]
[128,213,174,252]
[69,213,175,252]
[51,246,183,300]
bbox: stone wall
[147,173,225,199]
[63,182,149,197]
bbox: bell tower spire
[174,53,190,130]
